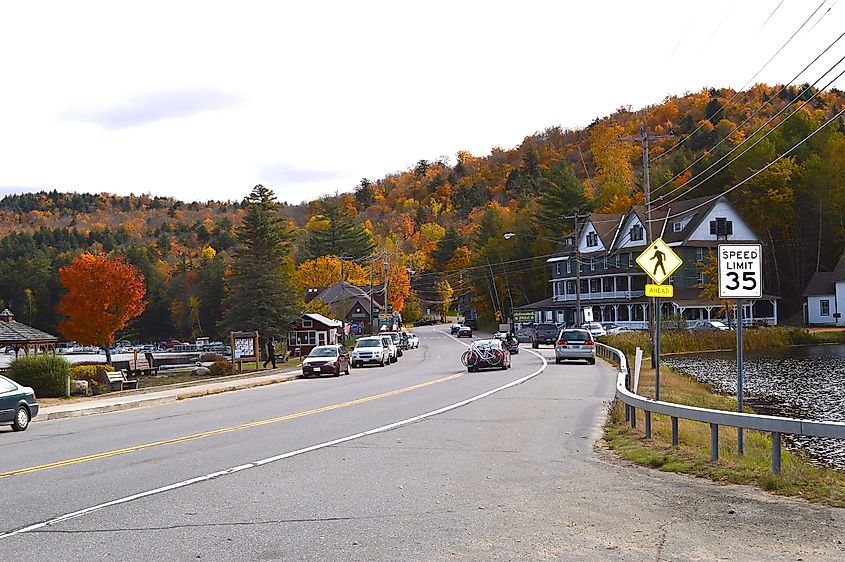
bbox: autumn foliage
[57,253,146,349]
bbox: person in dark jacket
[263,336,277,369]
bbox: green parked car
[0,375,39,431]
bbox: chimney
[0,309,14,323]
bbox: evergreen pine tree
[222,185,300,339]
[536,162,590,240]
[305,197,376,260]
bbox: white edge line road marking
[1,347,548,539]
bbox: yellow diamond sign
[636,238,682,285]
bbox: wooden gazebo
[0,309,58,356]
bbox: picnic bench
[103,370,139,392]
[125,352,160,377]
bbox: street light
[504,230,583,327]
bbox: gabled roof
[585,213,624,249]
[308,281,382,306]
[303,313,342,328]
[803,251,845,297]
[0,309,58,345]
[658,195,721,244]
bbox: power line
[652,0,830,164]
[661,104,845,222]
[651,29,845,200]
[654,62,845,212]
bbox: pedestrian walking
[263,336,277,369]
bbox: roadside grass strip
[0,348,547,539]
[605,365,845,507]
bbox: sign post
[718,244,763,455]
[636,238,682,401]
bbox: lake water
[663,344,845,470]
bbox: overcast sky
[1,1,842,204]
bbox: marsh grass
[603,326,844,358]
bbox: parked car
[515,326,534,343]
[382,332,404,356]
[689,320,730,332]
[457,325,473,338]
[406,333,420,349]
[582,321,607,338]
[414,318,437,326]
[0,375,38,431]
[531,323,560,348]
[554,328,596,365]
[601,322,622,336]
[463,339,511,372]
[350,337,389,367]
[450,322,462,334]
[301,345,350,377]
[381,335,399,363]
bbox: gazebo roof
[0,309,58,346]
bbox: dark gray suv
[531,323,561,348]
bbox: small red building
[287,313,342,357]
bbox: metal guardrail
[596,343,845,474]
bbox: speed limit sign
[718,244,763,299]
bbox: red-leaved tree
[57,253,146,364]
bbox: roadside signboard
[636,238,682,285]
[513,311,534,323]
[718,244,763,299]
[645,284,674,298]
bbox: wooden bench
[125,352,159,377]
[103,370,139,392]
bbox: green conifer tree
[222,185,300,339]
[305,197,376,260]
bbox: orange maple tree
[57,254,146,361]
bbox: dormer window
[673,222,683,232]
[586,232,598,247]
[710,217,733,238]
[630,224,644,241]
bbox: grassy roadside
[603,363,845,507]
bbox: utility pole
[619,127,673,399]
[383,255,389,329]
[563,212,588,326]
[619,127,674,242]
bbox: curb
[36,373,302,421]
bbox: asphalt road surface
[1,327,844,561]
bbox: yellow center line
[1,371,465,479]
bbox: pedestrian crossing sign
[636,238,682,285]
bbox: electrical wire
[651,29,845,199]
[652,0,830,164]
[660,104,845,222]
[653,66,845,215]
[652,60,845,210]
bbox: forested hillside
[1,83,843,340]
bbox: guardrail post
[772,432,782,475]
[644,410,652,438]
[710,424,719,462]
[671,416,678,447]
[630,407,637,428]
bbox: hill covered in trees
[1,83,843,340]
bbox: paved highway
[1,327,843,561]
